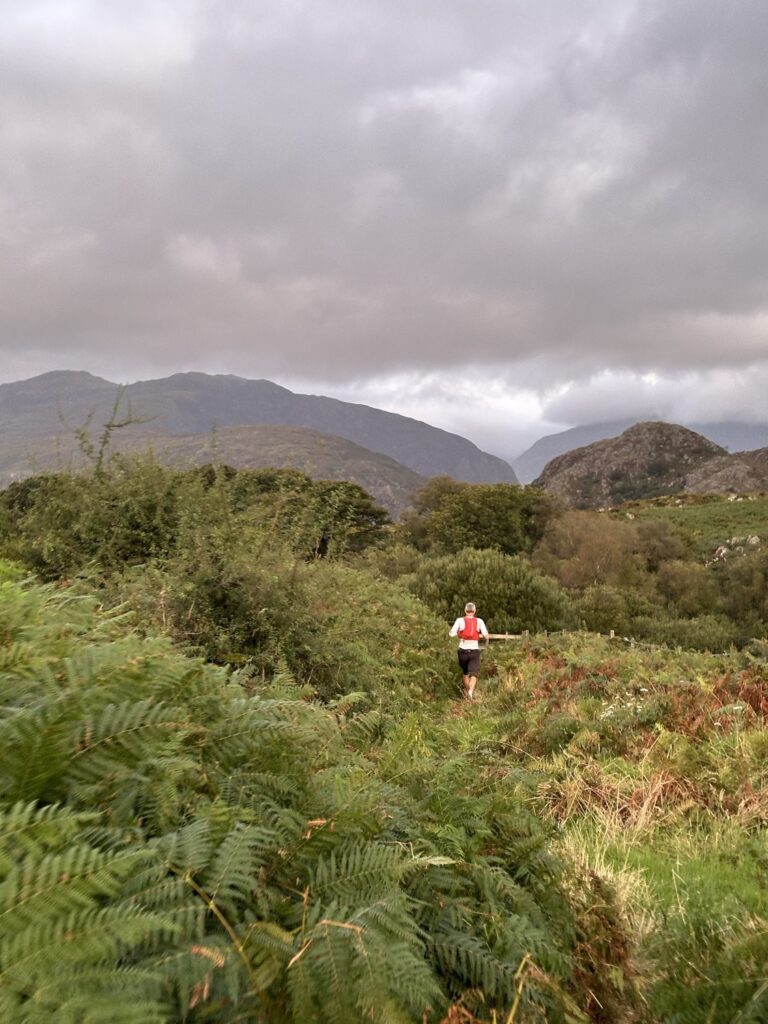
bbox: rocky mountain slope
[514,419,768,483]
[0,371,517,484]
[533,422,729,507]
[0,424,426,518]
[685,447,768,496]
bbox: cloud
[542,362,768,427]
[1,0,767,446]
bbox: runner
[449,602,489,700]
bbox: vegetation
[1,455,767,1021]
[614,492,768,556]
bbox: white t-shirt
[449,616,489,650]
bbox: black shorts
[457,648,481,675]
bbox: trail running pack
[458,616,480,641]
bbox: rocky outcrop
[533,422,729,507]
[685,448,768,495]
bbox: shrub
[409,548,576,634]
[402,481,557,556]
[576,586,633,635]
[533,511,641,589]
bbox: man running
[449,602,489,700]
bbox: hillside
[0,424,425,517]
[685,446,768,495]
[613,492,768,558]
[2,568,767,1022]
[533,422,726,507]
[514,419,768,482]
[139,425,425,517]
[0,371,518,484]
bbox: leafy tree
[636,517,691,572]
[533,511,642,589]
[716,547,768,630]
[576,585,633,635]
[409,548,575,634]
[656,560,718,617]
[403,481,556,556]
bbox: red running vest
[458,616,480,641]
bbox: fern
[0,573,604,1022]
[0,801,93,869]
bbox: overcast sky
[2,0,767,457]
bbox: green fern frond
[0,905,175,986]
[0,801,95,872]
[342,709,388,748]
[308,842,406,906]
[157,818,214,876]
[72,700,190,765]
[0,845,153,935]
[0,700,78,801]
[220,769,301,805]
[330,692,368,715]
[428,928,519,1003]
[204,822,278,913]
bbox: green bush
[576,585,633,635]
[402,481,557,556]
[112,519,453,702]
[0,461,390,579]
[631,613,740,652]
[409,548,576,634]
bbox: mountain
[514,420,768,483]
[137,426,426,517]
[0,371,517,484]
[685,447,768,496]
[533,422,728,507]
[0,422,426,518]
[513,421,636,483]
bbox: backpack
[459,616,479,641]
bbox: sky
[1,0,767,458]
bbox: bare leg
[467,675,477,699]
[462,674,471,698]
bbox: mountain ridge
[0,370,518,485]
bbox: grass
[451,632,768,1021]
[613,492,768,556]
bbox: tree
[533,511,641,589]
[402,482,557,556]
[409,548,575,634]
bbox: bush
[402,481,557,556]
[112,520,453,703]
[631,613,740,652]
[576,586,633,635]
[0,462,390,579]
[409,548,576,634]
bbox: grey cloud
[542,363,768,428]
[1,0,767,403]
